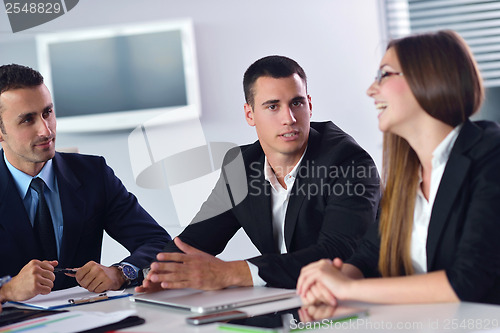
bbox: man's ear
[244,103,255,126]
[0,107,4,142]
[307,95,313,118]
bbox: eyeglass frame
[375,69,403,85]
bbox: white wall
[0,0,386,264]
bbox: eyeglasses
[375,69,403,85]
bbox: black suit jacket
[164,121,381,288]
[348,120,500,304]
[0,152,171,290]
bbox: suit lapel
[52,153,85,267]
[284,179,307,251]
[0,151,39,259]
[426,121,481,269]
[244,146,275,253]
[250,182,275,253]
[284,127,320,251]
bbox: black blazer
[164,121,381,288]
[0,152,171,290]
[348,120,500,304]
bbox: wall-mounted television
[36,19,201,132]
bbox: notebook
[132,286,297,313]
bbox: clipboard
[7,286,131,309]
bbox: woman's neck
[402,118,454,200]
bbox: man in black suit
[137,55,380,291]
[0,64,170,303]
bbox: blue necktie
[30,177,57,260]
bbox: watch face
[122,265,138,280]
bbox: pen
[54,268,77,274]
[0,275,11,288]
[68,293,108,305]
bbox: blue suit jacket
[0,151,171,290]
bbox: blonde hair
[379,133,419,276]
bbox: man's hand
[140,237,252,291]
[0,260,57,302]
[134,275,163,293]
[75,261,125,293]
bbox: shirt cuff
[246,260,266,287]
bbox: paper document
[8,286,130,309]
[0,309,137,333]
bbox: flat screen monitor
[36,19,201,132]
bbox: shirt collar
[418,123,462,186]
[3,154,55,198]
[264,148,307,190]
[432,124,462,168]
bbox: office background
[0,0,387,264]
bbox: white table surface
[66,288,500,332]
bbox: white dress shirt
[247,151,306,286]
[411,125,462,273]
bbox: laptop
[132,286,297,313]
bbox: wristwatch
[112,263,138,287]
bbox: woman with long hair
[297,30,500,305]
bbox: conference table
[66,288,500,332]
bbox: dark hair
[243,55,307,107]
[0,64,44,95]
[388,30,484,127]
[0,64,44,132]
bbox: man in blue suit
[0,64,170,303]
